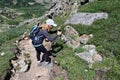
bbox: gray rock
[11,60,18,68]
[76,45,103,68]
[64,25,80,49]
[17,60,28,72]
[76,51,94,63]
[61,34,69,43]
[0,52,5,56]
[0,9,2,13]
[65,12,108,25]
[69,1,78,16]
[82,45,96,51]
[79,34,90,44]
[46,0,80,17]
[93,53,103,62]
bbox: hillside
[0,0,120,80]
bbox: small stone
[89,34,93,38]
[80,34,89,44]
[16,40,19,43]
[24,37,29,40]
[0,52,5,56]
[54,60,58,64]
[85,69,88,72]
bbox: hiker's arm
[43,30,58,42]
[48,30,57,34]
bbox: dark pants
[35,45,49,62]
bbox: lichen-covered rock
[63,25,80,49]
[65,12,108,25]
[76,45,103,68]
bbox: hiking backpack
[29,25,40,40]
[32,34,43,47]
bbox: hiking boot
[44,62,49,65]
[37,61,42,66]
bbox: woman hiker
[32,20,62,66]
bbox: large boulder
[62,25,80,49]
[64,12,108,25]
[76,45,103,68]
[46,0,80,17]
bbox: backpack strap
[30,25,38,34]
[33,44,42,47]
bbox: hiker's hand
[45,38,49,42]
[57,31,62,36]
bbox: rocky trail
[10,39,67,80]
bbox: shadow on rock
[51,43,63,56]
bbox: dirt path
[11,39,54,80]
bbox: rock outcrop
[65,12,108,25]
[61,25,80,49]
[76,45,103,68]
[46,0,81,17]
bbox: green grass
[6,20,20,25]
[0,40,15,77]
[0,3,46,25]
[76,0,120,60]
[93,56,120,80]
[75,47,85,53]
[16,3,46,19]
[0,25,32,45]
[56,45,95,80]
[0,0,120,79]
[55,0,120,80]
[54,39,95,80]
[54,75,63,80]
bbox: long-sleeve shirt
[32,29,58,46]
[40,30,58,42]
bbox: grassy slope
[77,4,120,80]
[54,0,120,80]
[0,0,120,79]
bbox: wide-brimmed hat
[46,19,57,27]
